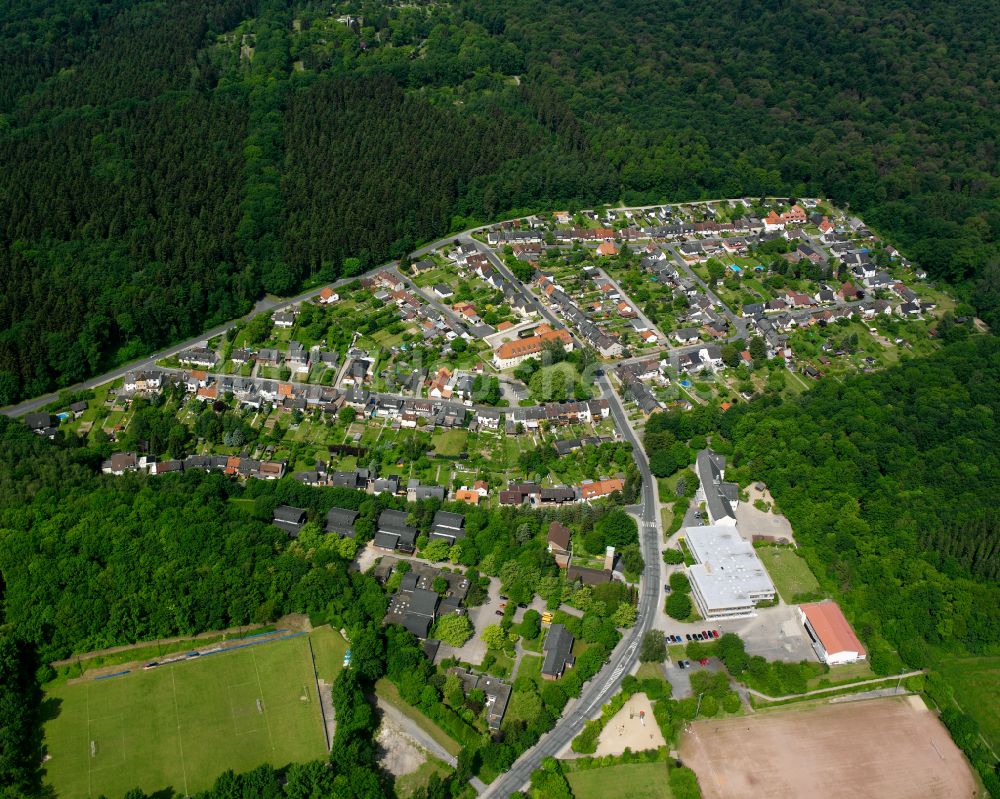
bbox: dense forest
[0,0,997,403]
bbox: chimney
[604,546,616,572]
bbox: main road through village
[480,373,662,797]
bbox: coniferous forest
[0,0,997,402]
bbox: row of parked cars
[666,629,719,644]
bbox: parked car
[495,610,503,616]
[685,633,692,641]
[699,658,709,666]
[712,630,720,638]
[517,603,528,609]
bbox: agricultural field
[680,696,975,799]
[564,761,673,799]
[755,546,821,602]
[43,630,337,798]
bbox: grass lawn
[635,662,666,681]
[516,655,543,686]
[374,679,461,758]
[308,626,348,684]
[935,655,1000,752]
[806,661,874,690]
[756,547,821,601]
[43,633,328,798]
[564,761,673,799]
[431,429,468,457]
[394,756,451,798]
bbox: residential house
[430,511,466,544]
[273,505,307,537]
[407,479,446,502]
[579,478,625,501]
[325,507,360,538]
[541,624,575,680]
[493,327,573,370]
[547,521,572,568]
[374,509,417,553]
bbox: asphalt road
[480,375,662,798]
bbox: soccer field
[43,632,333,798]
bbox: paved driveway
[735,485,794,543]
[437,576,502,665]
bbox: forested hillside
[647,338,1000,667]
[0,0,997,406]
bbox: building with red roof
[799,601,867,665]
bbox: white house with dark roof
[695,449,739,526]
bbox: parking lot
[720,603,815,662]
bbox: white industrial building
[684,525,776,619]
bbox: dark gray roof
[400,572,420,592]
[696,449,736,522]
[409,588,439,619]
[403,614,432,639]
[274,505,306,524]
[542,623,575,678]
[24,412,54,430]
[373,531,399,550]
[379,509,415,536]
[432,510,465,533]
[325,507,359,537]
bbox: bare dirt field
[593,693,666,756]
[680,695,976,799]
[376,717,428,777]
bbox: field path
[745,670,923,702]
[51,614,311,669]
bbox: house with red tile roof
[493,328,573,369]
[579,477,625,501]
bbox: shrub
[639,630,666,662]
[662,548,684,565]
[665,591,692,620]
[572,719,602,754]
[669,571,691,593]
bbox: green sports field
[43,632,333,798]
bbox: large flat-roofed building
[684,525,775,619]
[799,601,867,665]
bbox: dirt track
[680,696,976,799]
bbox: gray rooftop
[684,525,776,613]
[542,623,575,678]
